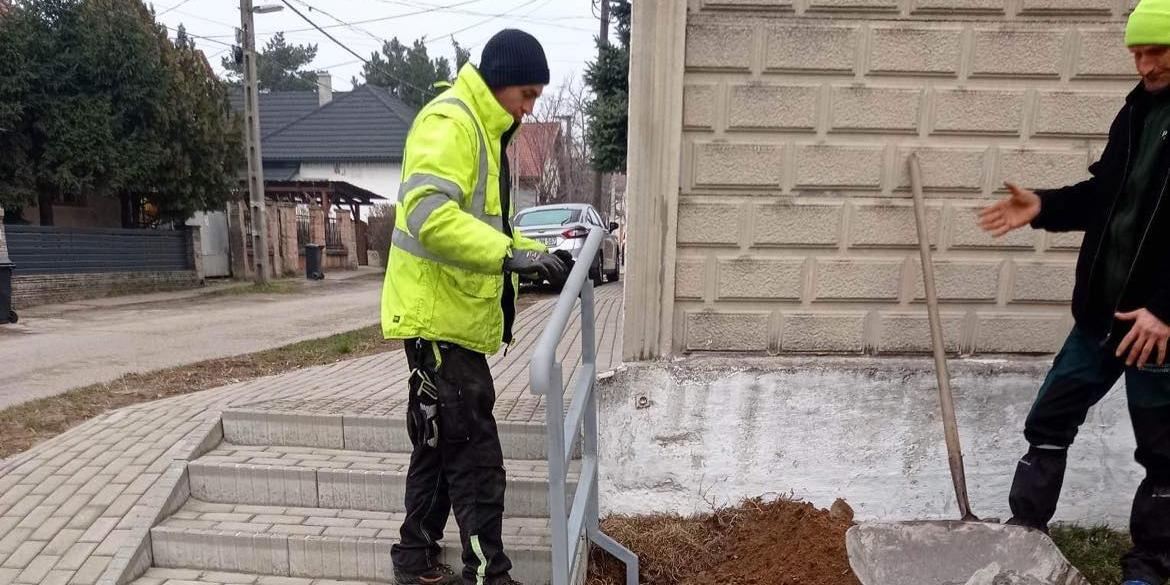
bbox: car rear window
[515,209,579,227]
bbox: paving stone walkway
[0,283,623,585]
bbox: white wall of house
[297,161,402,202]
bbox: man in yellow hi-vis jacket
[382,29,569,585]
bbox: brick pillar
[279,204,299,276]
[265,202,280,279]
[228,201,250,280]
[309,206,326,246]
[338,214,358,269]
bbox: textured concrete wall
[599,358,1140,525]
[675,0,1134,354]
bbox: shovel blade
[845,521,1090,585]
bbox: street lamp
[239,0,282,283]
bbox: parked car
[513,203,621,287]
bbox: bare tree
[514,76,593,206]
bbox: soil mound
[589,496,860,585]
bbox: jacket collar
[454,64,516,139]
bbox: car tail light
[562,227,589,239]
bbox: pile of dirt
[589,496,860,585]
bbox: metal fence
[5,225,192,274]
[296,213,310,248]
[325,216,342,249]
[530,227,638,585]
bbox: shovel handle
[909,152,978,522]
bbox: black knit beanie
[479,29,550,89]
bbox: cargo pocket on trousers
[436,382,471,444]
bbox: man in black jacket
[978,3,1170,582]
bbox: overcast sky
[152,0,603,92]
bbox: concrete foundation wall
[663,0,1134,354]
[598,357,1141,526]
[13,271,200,308]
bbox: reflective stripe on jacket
[381,63,546,355]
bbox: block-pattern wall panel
[675,3,1133,354]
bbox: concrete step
[188,443,578,518]
[222,409,581,462]
[152,500,555,585]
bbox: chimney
[316,71,332,106]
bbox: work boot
[1004,516,1049,535]
[393,563,461,585]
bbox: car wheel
[607,257,620,282]
[591,254,604,287]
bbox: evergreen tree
[583,0,630,174]
[0,0,242,225]
[356,37,466,108]
[221,32,318,91]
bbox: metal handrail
[530,227,638,585]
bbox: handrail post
[580,280,597,369]
[546,361,569,585]
[530,227,637,585]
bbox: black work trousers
[391,338,511,584]
[1008,327,1170,584]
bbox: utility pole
[592,0,609,214]
[240,0,270,283]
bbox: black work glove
[552,250,576,273]
[503,250,569,282]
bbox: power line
[166,9,238,30]
[276,0,439,98]
[286,0,386,46]
[372,0,593,31]
[156,0,195,16]
[162,23,235,48]
[254,0,489,37]
[422,0,544,46]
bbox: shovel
[843,153,1089,585]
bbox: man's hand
[503,250,569,283]
[978,182,1042,237]
[1115,308,1170,368]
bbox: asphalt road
[0,273,385,409]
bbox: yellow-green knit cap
[1127,0,1170,47]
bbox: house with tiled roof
[229,73,416,206]
[506,121,564,211]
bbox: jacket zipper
[1105,152,1170,346]
[1086,104,1135,342]
[1099,104,1170,345]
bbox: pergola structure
[261,179,386,221]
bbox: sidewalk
[0,268,384,409]
[0,283,624,585]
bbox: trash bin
[0,260,15,325]
[304,244,325,280]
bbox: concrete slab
[846,522,1089,585]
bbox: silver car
[513,203,621,287]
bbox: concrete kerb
[97,418,224,585]
[222,407,581,461]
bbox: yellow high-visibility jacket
[381,64,546,355]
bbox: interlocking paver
[66,554,109,585]
[0,287,624,585]
[15,554,59,583]
[55,542,97,571]
[2,540,46,569]
[42,569,75,585]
